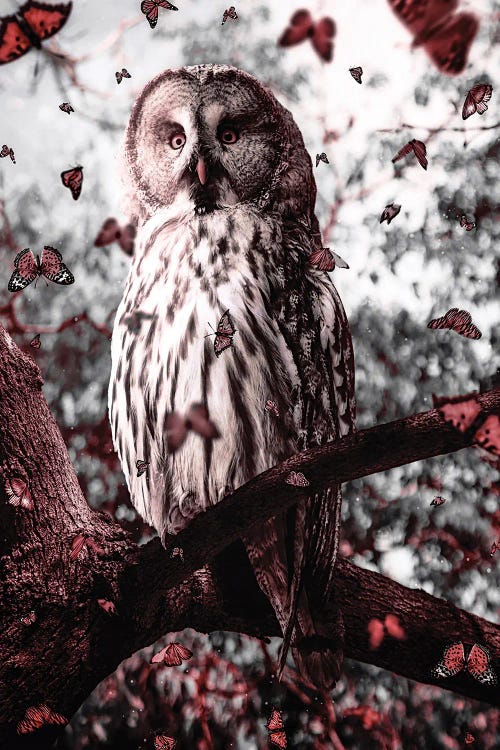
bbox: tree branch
[0,325,499,750]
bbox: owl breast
[109,202,302,541]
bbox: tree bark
[0,326,499,749]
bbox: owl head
[121,64,317,232]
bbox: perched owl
[109,64,356,690]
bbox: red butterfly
[205,309,237,357]
[151,642,193,666]
[70,534,88,560]
[367,614,406,649]
[141,0,178,29]
[266,708,287,749]
[97,598,117,615]
[170,546,184,561]
[278,9,335,63]
[20,610,36,625]
[464,733,475,745]
[0,144,15,162]
[460,214,475,231]
[59,101,73,114]
[427,308,481,339]
[94,217,136,256]
[474,415,500,456]
[349,66,363,84]
[30,333,41,348]
[0,1,72,66]
[430,495,447,506]
[8,246,74,292]
[462,83,492,120]
[387,0,478,75]
[166,403,220,453]
[309,246,349,272]
[155,736,176,750]
[5,476,33,509]
[490,541,499,557]
[392,139,427,170]
[315,152,329,167]
[265,399,280,417]
[17,704,68,734]
[115,67,131,84]
[222,6,238,25]
[285,471,309,487]
[136,459,149,477]
[380,203,401,224]
[61,165,83,200]
[439,398,481,432]
[431,641,497,685]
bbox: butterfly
[141,0,178,29]
[0,1,72,66]
[464,733,475,745]
[94,217,136,255]
[60,165,83,200]
[349,66,363,83]
[315,152,329,167]
[285,471,309,487]
[431,641,497,685]
[392,139,427,170]
[151,642,193,666]
[166,403,220,453]
[474,415,500,456]
[386,0,479,75]
[427,308,481,339]
[20,610,36,625]
[8,246,74,292]
[439,398,481,432]
[30,333,41,348]
[266,708,287,749]
[265,399,280,417]
[170,546,184,561]
[490,541,499,556]
[70,534,87,560]
[0,144,15,163]
[59,101,73,114]
[462,83,492,120]
[222,6,237,25]
[367,614,406,649]
[309,246,349,272]
[136,459,149,477]
[115,67,131,84]
[17,704,68,734]
[278,9,336,63]
[380,203,401,224]
[97,598,117,615]
[430,495,447,506]
[154,736,176,750]
[205,309,236,357]
[5,476,33,509]
[460,214,475,231]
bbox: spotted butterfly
[60,165,83,200]
[462,83,492,120]
[20,610,37,625]
[431,641,497,685]
[154,736,176,750]
[0,1,72,66]
[222,6,237,25]
[265,399,280,417]
[266,708,287,749]
[278,9,335,63]
[5,477,34,509]
[151,642,193,666]
[17,704,68,734]
[460,214,475,231]
[349,66,363,83]
[59,102,74,114]
[392,139,427,170]
[0,144,15,162]
[205,309,237,357]
[136,459,149,477]
[30,333,41,348]
[285,471,309,487]
[141,0,178,29]
[427,308,481,339]
[430,495,447,506]
[8,246,74,292]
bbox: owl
[109,64,356,690]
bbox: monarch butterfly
[141,0,178,29]
[204,309,237,357]
[0,1,72,66]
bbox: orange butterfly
[0,1,72,66]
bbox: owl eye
[218,127,239,145]
[169,133,186,150]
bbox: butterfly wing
[40,246,74,285]
[462,91,477,120]
[269,731,287,749]
[427,307,459,330]
[278,9,313,47]
[0,16,32,65]
[94,218,120,247]
[118,224,136,255]
[166,412,188,452]
[467,643,498,685]
[59,102,73,114]
[410,139,427,170]
[70,534,86,560]
[30,334,41,348]
[387,0,459,41]
[217,309,236,336]
[8,248,38,291]
[439,399,481,432]
[311,17,335,62]
[451,309,481,339]
[422,12,478,75]
[349,66,363,83]
[122,68,131,78]
[61,166,83,200]
[154,736,176,750]
[392,141,414,164]
[431,641,466,679]
[384,614,406,640]
[266,708,284,732]
[186,403,220,439]
[162,643,183,666]
[367,618,385,649]
[19,0,72,41]
[309,247,335,272]
[141,0,159,28]
[5,477,31,507]
[474,415,500,455]
[136,459,149,476]
[170,643,193,662]
[17,704,68,734]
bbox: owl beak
[196,156,208,185]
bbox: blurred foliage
[0,0,499,748]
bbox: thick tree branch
[0,326,499,750]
